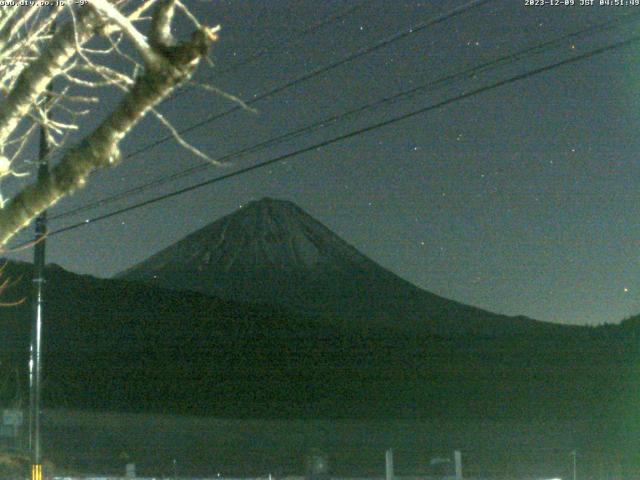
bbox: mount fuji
[118,198,563,336]
[0,199,630,428]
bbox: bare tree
[0,0,219,246]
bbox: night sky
[5,0,640,326]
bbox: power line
[50,10,640,221]
[120,0,494,160]
[166,1,371,103]
[52,0,495,220]
[216,1,371,76]
[35,32,640,243]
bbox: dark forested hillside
[0,260,637,427]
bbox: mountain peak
[236,197,309,225]
[244,196,296,208]
[118,199,553,335]
[118,199,372,295]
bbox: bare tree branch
[88,0,163,67]
[0,8,99,153]
[0,3,219,245]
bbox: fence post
[386,448,394,480]
[454,450,462,479]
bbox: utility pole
[570,450,577,480]
[29,93,51,480]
